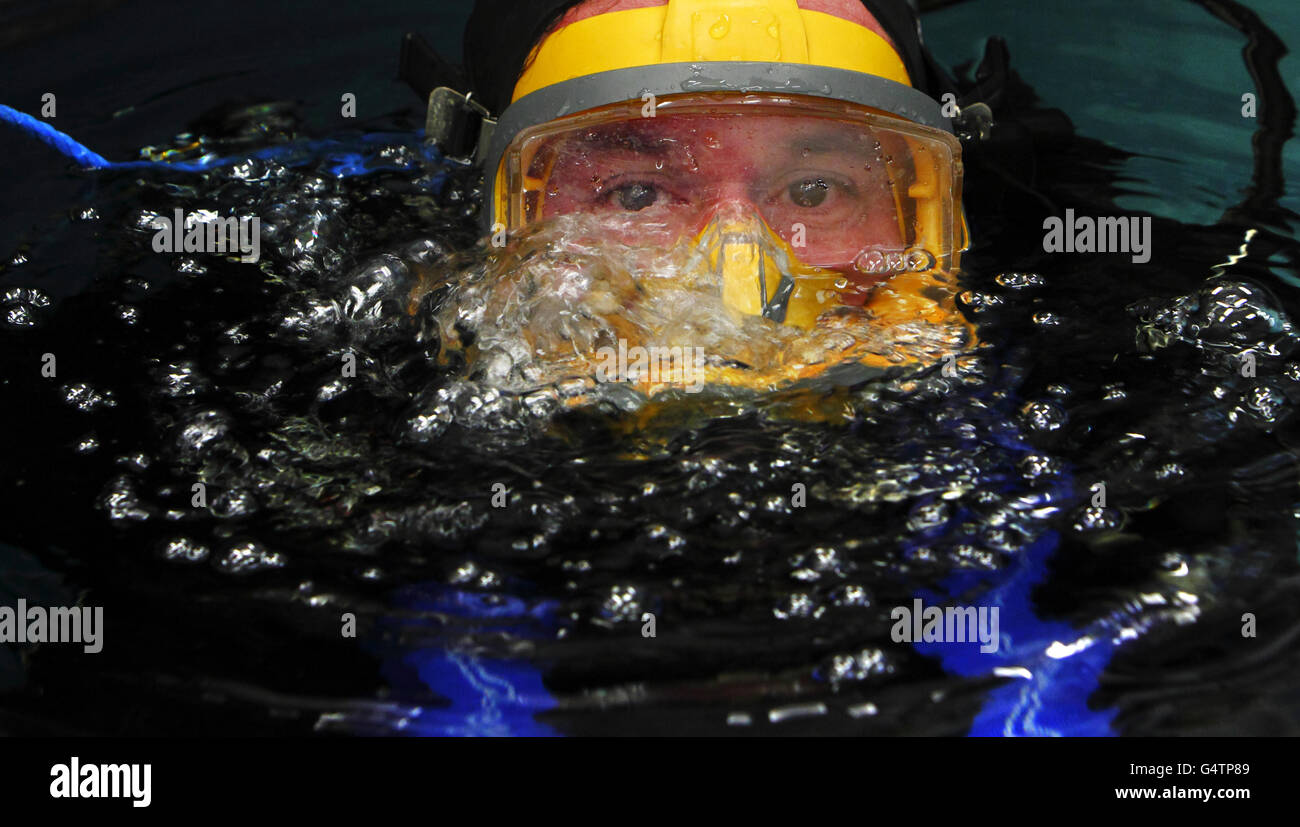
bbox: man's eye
[788,178,830,208]
[611,182,659,211]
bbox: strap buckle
[424,87,497,165]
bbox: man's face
[534,111,908,271]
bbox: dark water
[2,0,1300,736]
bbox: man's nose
[693,200,793,323]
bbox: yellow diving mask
[495,93,968,327]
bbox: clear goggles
[495,93,968,276]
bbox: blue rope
[0,103,114,168]
[0,103,444,177]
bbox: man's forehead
[567,114,874,155]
